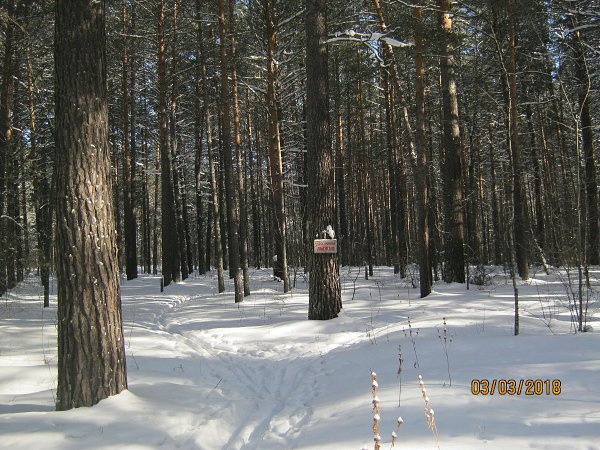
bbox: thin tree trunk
[194,0,206,275]
[333,54,348,267]
[158,0,180,285]
[264,0,289,292]
[526,104,545,250]
[247,94,261,269]
[229,0,251,295]
[169,0,188,281]
[508,0,529,280]
[569,1,599,265]
[28,54,52,306]
[372,0,410,276]
[0,0,16,294]
[122,0,137,280]
[488,122,502,265]
[414,1,431,297]
[218,0,243,302]
[207,110,225,293]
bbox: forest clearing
[1,0,600,448]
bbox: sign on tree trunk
[314,239,337,254]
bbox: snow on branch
[326,30,412,48]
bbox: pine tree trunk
[508,0,529,280]
[0,0,16,295]
[526,105,545,250]
[306,0,342,320]
[333,56,348,267]
[438,0,465,283]
[264,0,289,292]
[200,17,225,292]
[207,109,225,293]
[28,55,52,306]
[569,2,599,265]
[414,1,431,297]
[371,0,410,276]
[122,0,137,280]
[158,0,180,285]
[217,0,243,302]
[229,0,251,295]
[170,0,188,281]
[247,96,262,269]
[488,122,502,265]
[55,0,127,410]
[194,0,206,275]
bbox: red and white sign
[314,239,337,254]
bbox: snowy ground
[1,266,599,449]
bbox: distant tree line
[0,0,598,312]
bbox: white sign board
[314,239,337,254]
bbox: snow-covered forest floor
[1,266,599,449]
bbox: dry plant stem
[371,371,381,450]
[440,317,451,386]
[407,317,419,369]
[419,375,440,449]
[391,416,404,448]
[397,344,403,406]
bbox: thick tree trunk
[306,0,342,320]
[438,0,465,283]
[414,1,432,297]
[55,0,127,410]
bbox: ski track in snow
[150,288,322,449]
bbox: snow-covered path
[1,267,599,449]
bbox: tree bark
[265,0,289,292]
[169,0,189,281]
[217,0,243,302]
[158,0,181,286]
[55,0,127,410]
[414,1,432,297]
[333,55,348,267]
[229,0,251,295]
[508,0,530,280]
[122,0,137,280]
[194,0,206,275]
[0,0,16,295]
[438,0,465,283]
[569,1,599,265]
[306,0,342,320]
[28,54,52,307]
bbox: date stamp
[471,379,561,396]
